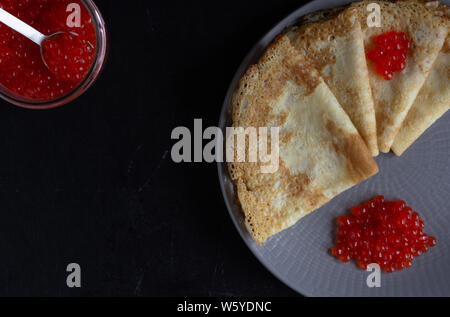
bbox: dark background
[0,0,307,296]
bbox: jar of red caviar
[0,0,107,109]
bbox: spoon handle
[0,8,46,45]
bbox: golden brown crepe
[288,8,379,156]
[392,2,450,155]
[229,35,378,245]
[352,0,448,152]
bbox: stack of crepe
[229,0,449,245]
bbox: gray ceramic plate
[218,0,450,296]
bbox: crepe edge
[391,2,450,155]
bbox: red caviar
[367,31,411,80]
[331,196,436,273]
[0,0,96,100]
[42,31,94,82]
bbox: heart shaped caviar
[367,31,411,80]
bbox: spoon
[0,7,67,68]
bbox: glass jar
[0,0,108,109]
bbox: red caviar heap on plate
[367,31,411,80]
[331,196,436,273]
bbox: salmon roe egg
[331,196,436,273]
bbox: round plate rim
[217,0,450,297]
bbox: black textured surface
[0,0,306,296]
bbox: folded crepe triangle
[352,0,448,152]
[229,35,378,245]
[288,7,379,156]
[392,2,450,155]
